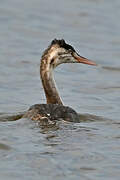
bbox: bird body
[23,104,80,123]
[23,39,96,123]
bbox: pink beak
[74,54,97,66]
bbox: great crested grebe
[23,39,96,123]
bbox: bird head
[42,39,96,68]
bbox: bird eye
[50,58,54,64]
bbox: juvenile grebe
[23,39,96,123]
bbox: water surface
[0,0,120,179]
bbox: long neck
[40,58,63,105]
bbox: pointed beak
[74,53,97,66]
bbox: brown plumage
[23,39,96,123]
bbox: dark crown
[51,39,75,52]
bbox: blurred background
[0,0,120,180]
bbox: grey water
[0,0,120,179]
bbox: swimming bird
[23,39,96,123]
